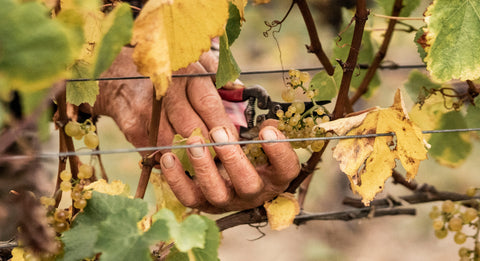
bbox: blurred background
[36,1,480,260]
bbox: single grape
[432,219,445,230]
[288,105,297,114]
[282,88,296,102]
[74,198,87,210]
[71,190,82,201]
[60,170,72,181]
[54,221,69,233]
[285,110,293,118]
[442,200,456,213]
[454,232,467,244]
[276,109,284,118]
[64,121,82,137]
[315,107,325,115]
[448,217,463,231]
[290,78,301,87]
[54,210,67,222]
[60,181,72,192]
[292,101,305,114]
[458,247,470,257]
[311,140,325,152]
[278,121,286,130]
[79,164,93,179]
[299,72,310,83]
[40,196,55,206]
[306,90,315,99]
[434,229,448,239]
[289,117,299,127]
[466,187,477,197]
[83,190,93,199]
[84,132,99,149]
[463,208,478,223]
[304,117,315,127]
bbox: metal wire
[1,127,479,161]
[65,64,427,82]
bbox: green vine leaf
[376,0,421,17]
[63,1,133,105]
[166,215,220,261]
[215,2,242,88]
[466,96,480,132]
[425,0,480,82]
[0,0,81,93]
[172,128,216,176]
[404,70,442,103]
[310,66,342,101]
[60,192,169,261]
[67,60,99,106]
[154,209,208,252]
[414,26,427,63]
[409,94,472,167]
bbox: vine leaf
[404,70,442,103]
[0,0,81,96]
[154,209,208,252]
[63,2,133,105]
[320,89,429,205]
[376,0,421,17]
[310,66,342,101]
[166,215,220,261]
[230,0,248,22]
[216,2,243,88]
[410,93,472,167]
[60,192,169,261]
[424,0,480,82]
[171,128,216,177]
[264,193,300,231]
[84,179,131,196]
[150,173,187,221]
[132,0,229,99]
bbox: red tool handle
[217,88,245,102]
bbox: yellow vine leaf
[264,193,299,231]
[253,0,271,4]
[150,172,187,221]
[84,179,130,196]
[330,89,428,205]
[132,0,229,99]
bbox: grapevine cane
[349,0,404,106]
[135,86,162,199]
[54,85,80,207]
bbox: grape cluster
[243,69,331,166]
[40,164,94,236]
[278,69,330,151]
[64,119,99,149]
[430,192,480,260]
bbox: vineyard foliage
[2,0,480,260]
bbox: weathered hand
[160,125,300,214]
[93,47,300,213]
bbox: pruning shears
[218,85,330,139]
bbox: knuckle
[197,93,223,114]
[235,181,263,199]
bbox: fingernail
[161,154,175,169]
[210,127,229,143]
[261,128,278,141]
[188,143,205,158]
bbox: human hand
[93,47,300,213]
[160,125,300,214]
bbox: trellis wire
[65,64,427,82]
[1,127,479,160]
